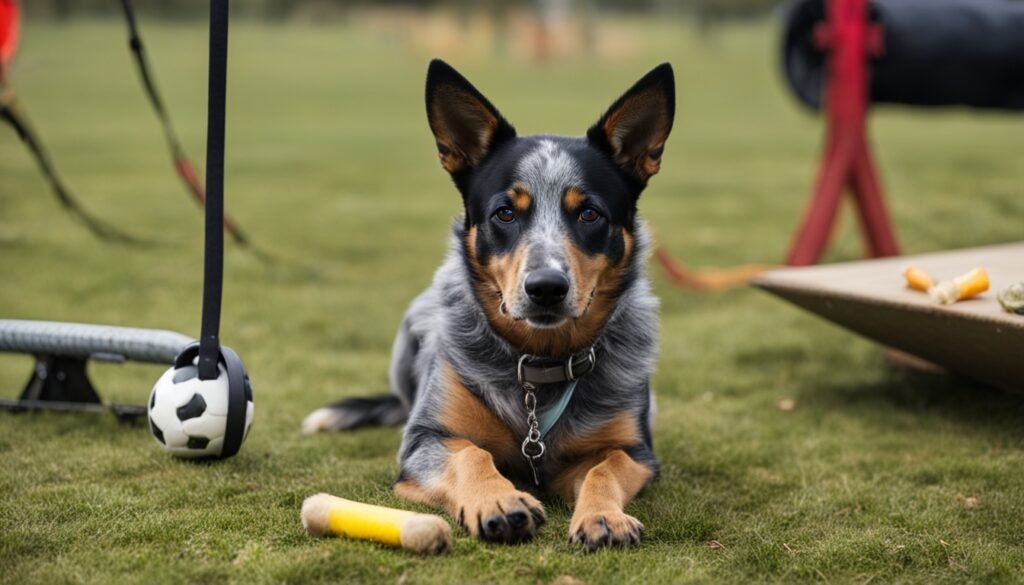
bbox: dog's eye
[578,207,602,224]
[493,207,516,224]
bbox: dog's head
[425,60,674,356]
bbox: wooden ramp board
[751,242,1024,392]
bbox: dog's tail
[301,395,407,434]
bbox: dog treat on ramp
[902,266,935,292]
[903,265,989,305]
[998,282,1024,315]
[928,267,989,305]
[301,493,451,555]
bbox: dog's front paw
[569,510,644,550]
[458,490,546,544]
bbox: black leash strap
[0,88,140,243]
[197,0,229,381]
[119,0,258,253]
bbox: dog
[304,59,674,550]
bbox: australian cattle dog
[305,59,675,550]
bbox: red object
[0,0,18,69]
[786,0,899,266]
[174,157,246,243]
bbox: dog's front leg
[555,449,654,550]
[394,435,545,543]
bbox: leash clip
[515,345,597,486]
[520,383,544,486]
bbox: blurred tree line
[24,0,780,22]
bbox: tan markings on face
[437,363,518,465]
[546,227,634,354]
[465,225,479,268]
[563,187,586,211]
[466,218,634,357]
[510,183,532,212]
[622,228,635,259]
[394,437,545,538]
[466,225,535,347]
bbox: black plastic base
[0,398,146,424]
[20,355,102,403]
[0,354,146,424]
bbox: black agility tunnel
[783,0,1024,110]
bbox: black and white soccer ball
[148,359,253,458]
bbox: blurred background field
[1,2,1023,583]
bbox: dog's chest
[475,380,641,465]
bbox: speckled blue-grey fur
[305,60,676,514]
[394,212,659,491]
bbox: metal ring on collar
[517,354,529,386]
[522,437,545,459]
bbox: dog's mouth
[508,305,570,328]
[499,287,597,329]
[524,313,567,328]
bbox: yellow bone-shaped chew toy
[301,493,451,555]
[928,267,990,305]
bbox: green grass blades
[2,17,1024,585]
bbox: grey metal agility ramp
[0,319,192,422]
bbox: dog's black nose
[524,269,570,307]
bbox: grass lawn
[2,16,1024,585]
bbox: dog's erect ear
[425,59,516,175]
[587,63,675,185]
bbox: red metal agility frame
[0,0,19,82]
[657,0,900,287]
[786,0,899,265]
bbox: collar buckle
[565,346,596,382]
